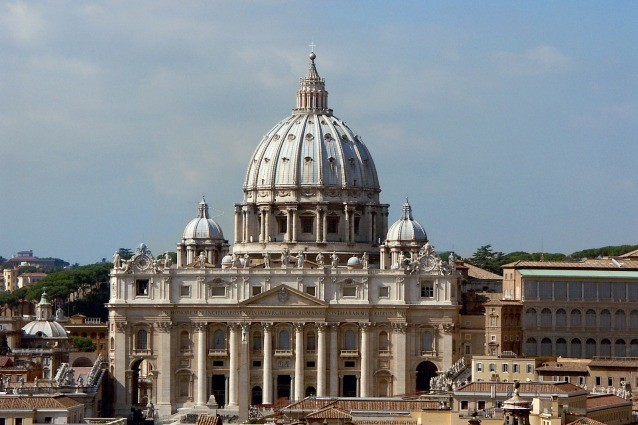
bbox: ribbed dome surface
[183,199,224,241]
[243,53,380,193]
[22,320,68,338]
[386,201,428,242]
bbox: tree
[117,248,134,261]
[466,245,505,275]
[71,336,96,352]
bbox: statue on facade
[243,253,250,268]
[195,251,207,268]
[164,252,172,268]
[263,252,271,268]
[398,252,406,269]
[331,251,338,268]
[281,248,290,266]
[315,252,325,267]
[112,251,121,269]
[448,252,456,270]
[296,251,305,268]
[362,252,369,269]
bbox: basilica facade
[108,53,462,418]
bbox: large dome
[243,53,380,197]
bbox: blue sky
[1,1,636,264]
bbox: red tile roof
[586,394,631,411]
[0,395,82,409]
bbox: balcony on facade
[340,349,359,358]
[208,349,228,357]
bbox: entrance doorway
[211,375,226,407]
[251,386,262,405]
[416,361,438,392]
[276,375,291,400]
[342,375,357,397]
[130,359,142,406]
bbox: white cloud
[0,1,45,45]
[492,45,571,76]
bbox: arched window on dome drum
[540,338,552,356]
[600,310,611,328]
[631,310,638,328]
[615,310,626,329]
[422,332,433,353]
[556,338,567,357]
[136,329,147,350]
[571,309,581,327]
[585,339,596,358]
[555,309,567,327]
[585,309,596,327]
[213,329,226,349]
[278,329,291,350]
[525,338,537,356]
[344,330,357,350]
[570,338,582,357]
[600,339,611,357]
[615,339,626,357]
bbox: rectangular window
[252,286,262,296]
[476,363,483,372]
[513,364,520,373]
[344,361,355,367]
[301,217,314,234]
[491,335,496,341]
[305,286,316,296]
[327,217,339,233]
[307,334,316,351]
[342,287,356,297]
[252,361,262,367]
[608,377,613,386]
[578,376,585,385]
[136,279,149,296]
[210,286,226,297]
[465,344,471,355]
[489,363,496,372]
[278,218,287,234]
[420,281,434,298]
[526,364,534,374]
[180,285,191,297]
[16,419,22,425]
[379,287,390,298]
[44,418,52,424]
[477,400,486,410]
[460,400,469,410]
[354,216,361,234]
[306,361,316,368]
[502,364,509,372]
[213,360,224,367]
[595,376,601,386]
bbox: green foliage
[501,251,566,264]
[0,334,10,355]
[71,336,96,352]
[570,244,638,259]
[117,248,134,260]
[167,251,178,264]
[39,257,70,269]
[466,245,505,275]
[16,266,38,276]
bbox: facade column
[292,208,298,243]
[264,207,271,242]
[392,323,408,395]
[329,323,339,396]
[243,210,249,243]
[322,211,328,243]
[344,206,351,244]
[234,206,241,245]
[315,208,322,243]
[317,324,327,397]
[259,209,265,242]
[294,322,304,401]
[195,322,208,406]
[228,324,240,406]
[286,209,293,242]
[155,322,173,416]
[360,322,371,397]
[262,323,273,404]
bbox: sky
[1,1,637,265]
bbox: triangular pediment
[240,284,327,307]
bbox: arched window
[180,331,190,350]
[136,329,148,350]
[540,337,552,356]
[252,332,262,353]
[422,332,433,352]
[555,309,567,327]
[615,339,626,357]
[541,309,552,327]
[556,338,567,357]
[344,330,357,350]
[585,338,596,358]
[585,309,596,327]
[615,310,626,329]
[378,331,389,351]
[570,338,582,357]
[571,309,582,327]
[524,308,537,328]
[600,310,611,328]
[278,329,291,350]
[213,329,226,349]
[306,332,316,351]
[600,338,611,356]
[631,311,638,328]
[630,339,638,356]
[525,338,537,356]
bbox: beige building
[108,53,462,419]
[471,354,540,383]
[0,395,85,424]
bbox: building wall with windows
[471,355,539,383]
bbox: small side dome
[347,256,362,266]
[183,198,224,241]
[221,254,233,268]
[386,200,427,242]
